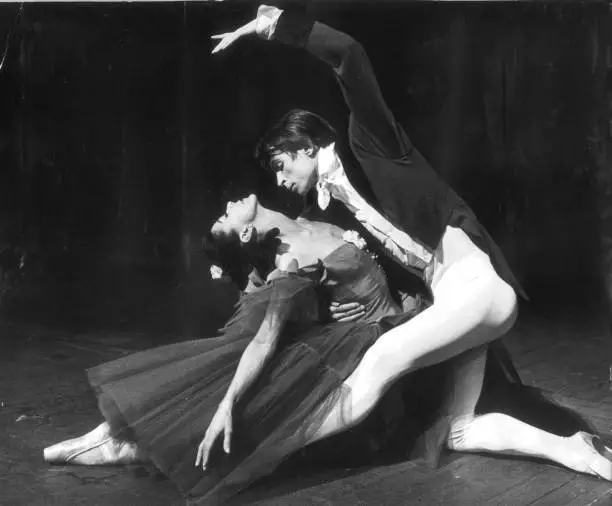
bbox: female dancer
[43,193,611,505]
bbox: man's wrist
[256,4,283,40]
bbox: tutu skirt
[87,273,411,504]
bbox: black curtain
[0,2,608,335]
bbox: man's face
[269,149,318,197]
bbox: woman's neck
[253,206,306,240]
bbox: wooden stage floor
[1,305,611,505]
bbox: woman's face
[211,193,259,239]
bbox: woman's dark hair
[203,227,281,290]
[254,109,337,170]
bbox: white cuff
[256,5,283,41]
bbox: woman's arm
[224,285,291,403]
[195,276,299,470]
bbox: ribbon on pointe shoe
[43,423,110,464]
[67,437,143,465]
[43,423,145,466]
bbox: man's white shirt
[256,5,433,274]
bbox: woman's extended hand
[211,19,258,55]
[195,398,233,470]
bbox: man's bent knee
[493,279,518,336]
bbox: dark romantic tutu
[87,270,417,505]
[86,247,588,506]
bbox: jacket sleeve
[264,6,414,160]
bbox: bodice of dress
[322,243,401,323]
[218,243,402,341]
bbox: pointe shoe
[65,437,145,465]
[569,431,612,481]
[44,423,110,464]
[44,423,146,466]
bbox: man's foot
[566,431,612,481]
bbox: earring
[240,224,255,244]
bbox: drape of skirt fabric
[86,270,588,505]
[87,273,417,504]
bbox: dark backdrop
[0,2,609,336]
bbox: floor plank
[530,476,612,506]
[1,307,611,505]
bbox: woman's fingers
[195,410,232,470]
[196,423,219,470]
[223,416,232,454]
[196,438,211,470]
[201,438,213,470]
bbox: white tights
[311,250,518,440]
[306,253,609,478]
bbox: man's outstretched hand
[211,19,258,55]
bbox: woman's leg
[309,255,517,441]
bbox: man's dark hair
[254,109,337,170]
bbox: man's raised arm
[256,5,413,160]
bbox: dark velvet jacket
[275,11,526,301]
